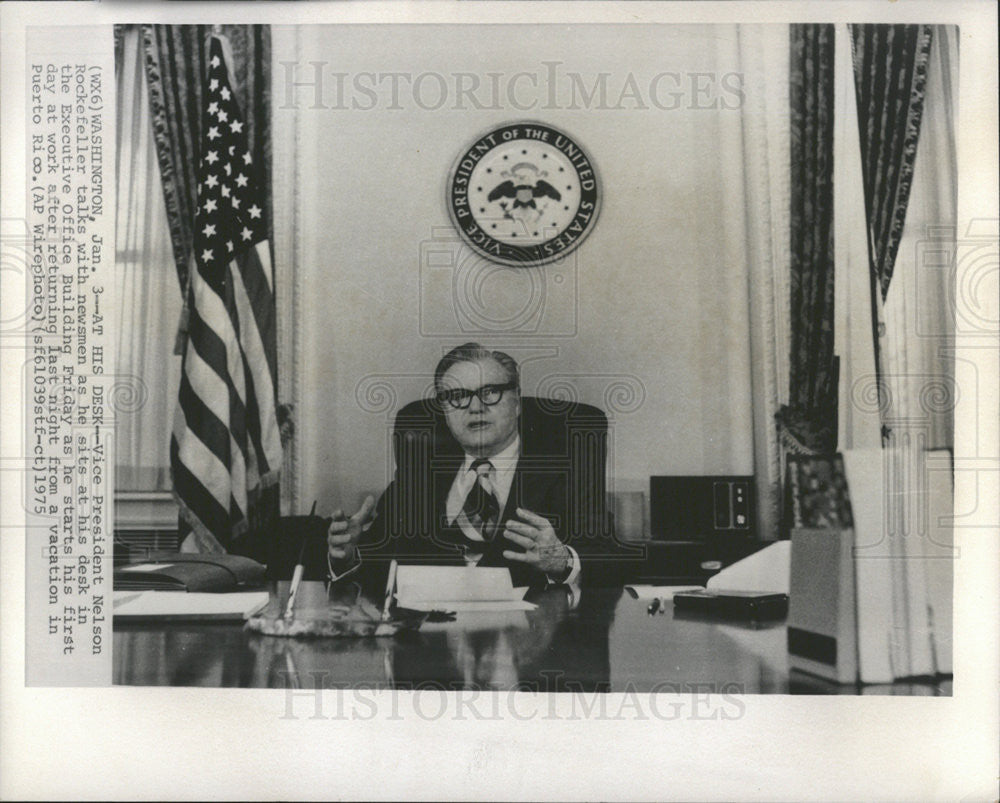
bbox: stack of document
[113,590,270,620]
[394,566,536,612]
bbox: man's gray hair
[433,342,520,394]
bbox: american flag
[170,35,282,553]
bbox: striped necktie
[462,458,500,540]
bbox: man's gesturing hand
[327,494,376,563]
[502,507,570,577]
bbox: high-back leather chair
[388,395,612,541]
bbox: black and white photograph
[1,2,997,800]
[110,19,961,693]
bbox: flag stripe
[173,398,232,511]
[177,371,231,469]
[255,238,274,290]
[173,388,249,532]
[186,297,250,451]
[237,347,267,481]
[183,344,235,443]
[171,435,229,550]
[230,257,281,473]
[236,244,278,390]
[192,271,247,401]
[178,353,251,517]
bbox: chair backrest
[392,395,607,454]
[391,396,610,536]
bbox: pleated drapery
[778,24,838,457]
[872,27,957,453]
[850,24,935,303]
[849,24,935,440]
[730,26,793,542]
[114,26,185,491]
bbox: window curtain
[114,26,185,491]
[833,27,957,677]
[701,26,791,541]
[779,24,838,459]
[731,25,792,542]
[833,25,882,452]
[878,26,957,455]
[836,23,952,454]
[850,25,935,304]
[269,26,301,515]
[141,24,272,298]
[849,24,936,441]
[838,26,957,453]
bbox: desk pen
[283,500,316,619]
[381,559,398,623]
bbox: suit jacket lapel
[432,454,466,551]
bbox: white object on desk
[404,600,536,613]
[625,542,792,604]
[113,590,270,620]
[394,565,536,612]
[707,540,791,595]
[119,562,177,573]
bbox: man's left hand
[502,507,570,577]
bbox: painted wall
[277,24,758,516]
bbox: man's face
[439,357,520,458]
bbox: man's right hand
[327,494,376,563]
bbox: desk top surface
[114,582,951,695]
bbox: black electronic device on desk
[672,589,789,621]
[636,475,759,583]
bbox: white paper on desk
[399,599,536,612]
[113,590,270,619]
[118,562,176,573]
[624,584,703,601]
[394,566,535,611]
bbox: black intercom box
[638,475,757,583]
[650,475,755,542]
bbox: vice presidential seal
[447,122,600,267]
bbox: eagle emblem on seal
[487,163,562,222]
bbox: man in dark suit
[327,342,631,590]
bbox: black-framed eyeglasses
[437,382,518,410]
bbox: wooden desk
[113,582,951,695]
